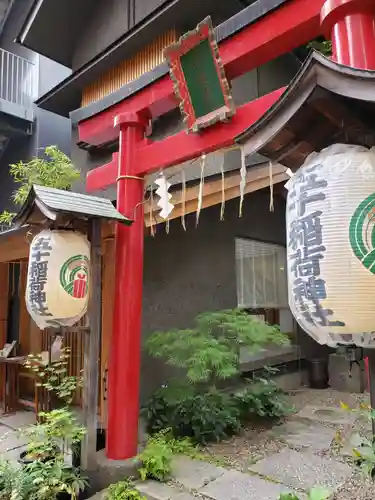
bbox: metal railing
[0,48,35,108]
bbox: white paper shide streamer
[239,147,246,217]
[196,154,206,226]
[155,172,174,220]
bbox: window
[235,238,288,309]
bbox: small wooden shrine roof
[235,51,375,170]
[13,185,132,228]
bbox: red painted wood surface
[78,0,324,147]
[86,87,286,192]
[106,113,147,459]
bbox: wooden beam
[81,219,102,471]
[145,171,288,226]
[144,163,286,215]
[86,88,286,191]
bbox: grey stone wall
[140,190,287,402]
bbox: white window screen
[235,238,288,308]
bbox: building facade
[15,0,341,461]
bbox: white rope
[196,153,206,227]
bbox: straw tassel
[196,154,206,227]
[269,160,274,212]
[239,147,246,217]
[220,156,225,221]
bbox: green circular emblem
[60,255,89,298]
[349,193,375,273]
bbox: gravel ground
[203,388,375,498]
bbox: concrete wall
[139,191,287,402]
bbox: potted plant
[15,348,88,499]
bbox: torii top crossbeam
[75,0,375,461]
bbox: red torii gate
[78,0,375,460]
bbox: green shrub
[137,430,199,482]
[146,309,288,388]
[234,370,293,421]
[138,432,174,482]
[172,390,240,445]
[105,479,146,500]
[144,309,289,443]
[279,486,331,500]
[144,389,240,445]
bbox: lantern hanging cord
[117,174,143,181]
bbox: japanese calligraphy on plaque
[26,230,91,330]
[286,144,375,349]
[164,16,235,133]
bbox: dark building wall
[0,0,72,213]
[72,0,171,70]
[0,133,35,213]
[140,191,287,401]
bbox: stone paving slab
[249,449,352,492]
[0,428,28,452]
[171,456,225,490]
[200,470,306,500]
[137,481,197,500]
[0,411,36,430]
[273,419,336,452]
[295,405,356,426]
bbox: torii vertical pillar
[321,0,375,70]
[106,112,147,459]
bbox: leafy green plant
[144,310,289,443]
[0,145,80,224]
[24,347,83,406]
[339,402,375,477]
[0,459,35,500]
[279,486,331,500]
[138,432,174,482]
[172,390,240,445]
[14,349,88,499]
[105,479,146,500]
[21,408,86,459]
[307,39,332,56]
[137,430,199,482]
[143,388,240,445]
[234,368,293,421]
[146,309,288,387]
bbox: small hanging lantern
[26,229,91,329]
[286,144,375,348]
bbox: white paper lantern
[26,229,91,330]
[286,144,375,348]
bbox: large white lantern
[286,144,375,348]
[26,229,91,329]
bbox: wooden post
[81,218,102,470]
[367,349,375,438]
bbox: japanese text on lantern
[28,235,52,317]
[288,164,345,328]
